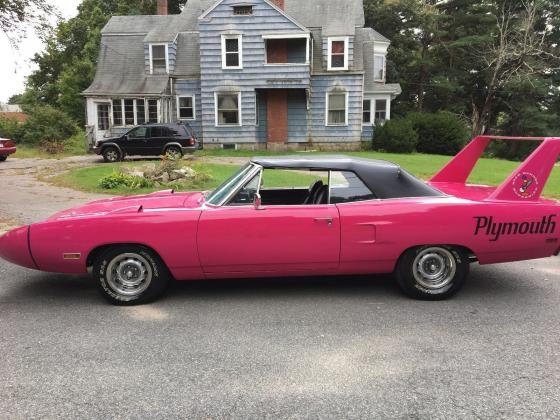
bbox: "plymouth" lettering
[474,215,557,242]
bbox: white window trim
[215,91,242,127]
[374,54,386,82]
[149,44,169,75]
[221,34,243,70]
[362,98,372,126]
[325,91,349,127]
[327,37,349,71]
[176,95,196,121]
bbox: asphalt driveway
[1,156,559,418]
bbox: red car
[0,138,16,161]
[0,136,559,305]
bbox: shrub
[0,117,25,142]
[372,118,418,153]
[407,112,469,156]
[21,106,78,145]
[99,172,154,190]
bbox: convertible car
[0,136,559,305]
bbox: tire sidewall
[103,146,121,163]
[94,246,168,305]
[397,246,469,300]
[165,146,183,159]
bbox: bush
[373,118,418,153]
[408,112,469,156]
[21,106,78,145]
[0,117,25,142]
[99,172,154,190]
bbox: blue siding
[362,125,374,141]
[174,79,203,138]
[309,74,364,142]
[287,90,308,142]
[199,0,310,143]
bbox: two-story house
[83,0,401,149]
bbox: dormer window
[150,44,168,74]
[327,37,349,71]
[233,5,253,15]
[374,54,386,82]
[221,34,243,69]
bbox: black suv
[94,123,199,162]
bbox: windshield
[206,163,257,206]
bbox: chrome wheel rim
[413,247,456,290]
[106,149,119,162]
[106,253,152,297]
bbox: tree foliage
[0,0,56,46]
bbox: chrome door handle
[314,217,333,226]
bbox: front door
[197,205,340,278]
[266,90,288,144]
[125,126,149,155]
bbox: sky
[0,0,81,103]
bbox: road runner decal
[513,172,539,199]
[474,215,557,242]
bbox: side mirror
[254,193,265,210]
[124,135,129,141]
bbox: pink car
[0,136,559,305]
[0,138,16,161]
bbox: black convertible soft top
[251,155,444,199]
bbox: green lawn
[49,162,324,196]
[49,152,560,199]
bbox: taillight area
[188,138,195,146]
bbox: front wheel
[395,246,469,300]
[102,146,122,163]
[93,246,170,305]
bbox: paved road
[1,257,559,418]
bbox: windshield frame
[205,162,262,206]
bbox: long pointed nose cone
[0,226,38,270]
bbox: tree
[0,0,56,46]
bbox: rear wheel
[0,156,7,162]
[395,246,469,300]
[165,146,183,160]
[102,146,122,163]
[93,245,170,305]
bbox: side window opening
[329,171,376,203]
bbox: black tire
[165,145,183,160]
[93,245,170,305]
[0,156,7,162]
[395,246,469,300]
[102,146,122,163]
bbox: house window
[112,100,123,126]
[147,99,158,123]
[328,37,349,70]
[326,92,348,126]
[222,35,242,69]
[97,104,110,130]
[124,99,135,125]
[177,96,195,120]
[362,99,371,124]
[374,54,386,82]
[216,92,241,126]
[150,44,168,74]
[136,100,146,124]
[233,5,252,15]
[375,99,388,121]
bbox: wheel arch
[86,243,173,278]
[395,244,478,269]
[162,142,184,153]
[100,142,123,155]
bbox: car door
[126,126,148,155]
[149,126,168,155]
[197,204,341,278]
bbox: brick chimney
[270,0,284,10]
[157,0,168,15]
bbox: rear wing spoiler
[430,136,560,201]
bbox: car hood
[48,190,205,220]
